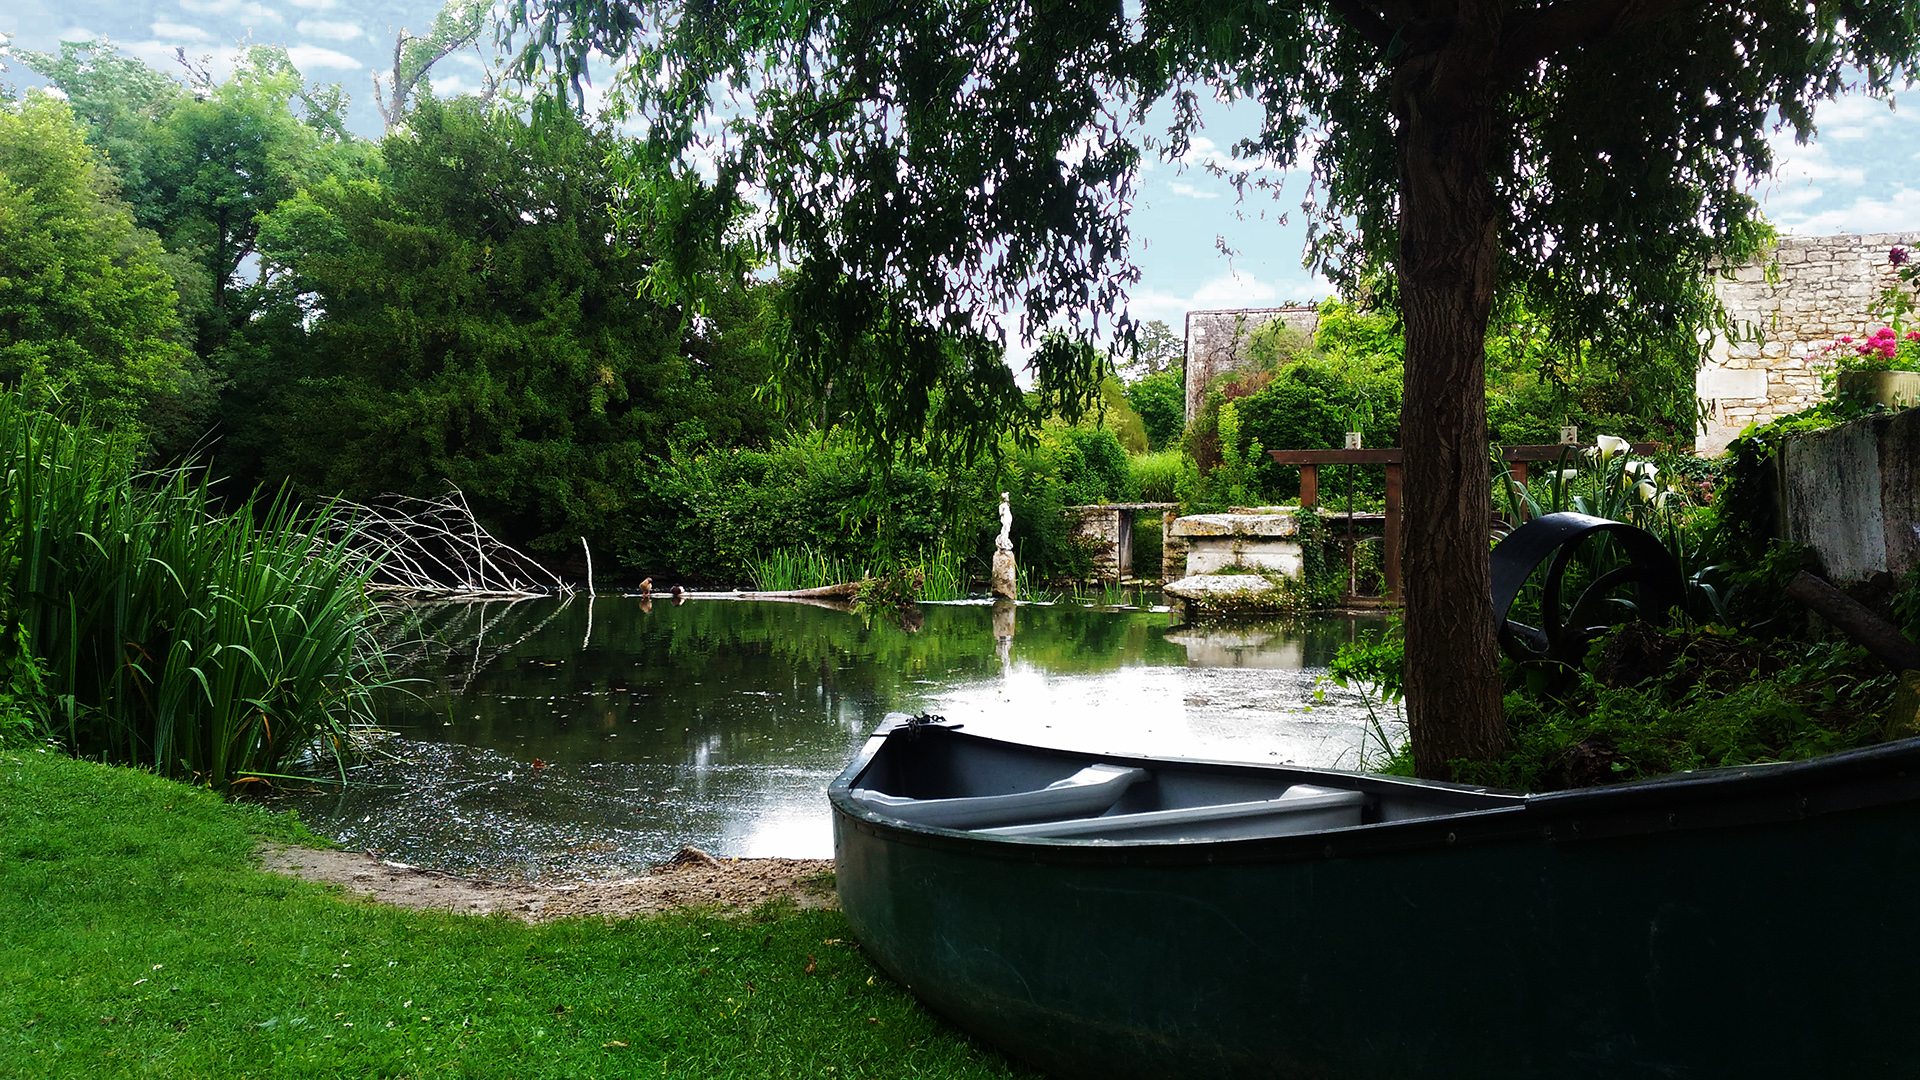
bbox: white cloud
[1127,270,1331,326]
[1775,187,1920,234]
[121,40,246,81]
[287,0,339,8]
[1812,93,1899,141]
[285,44,361,73]
[1167,181,1220,201]
[151,21,212,42]
[295,19,364,43]
[177,0,284,22]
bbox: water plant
[0,395,389,787]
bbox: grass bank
[0,750,1023,1078]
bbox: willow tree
[513,0,1918,778]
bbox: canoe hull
[832,725,1920,1078]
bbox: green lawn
[0,750,1026,1078]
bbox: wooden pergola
[1265,442,1658,605]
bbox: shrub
[1128,449,1189,503]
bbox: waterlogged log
[735,581,862,600]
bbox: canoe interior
[845,717,1518,842]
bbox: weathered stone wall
[1699,232,1920,453]
[1067,506,1124,581]
[1779,406,1920,584]
[1183,306,1321,421]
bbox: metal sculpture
[1490,512,1684,665]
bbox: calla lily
[1624,460,1658,482]
[1553,468,1581,483]
[1594,434,1629,461]
[1635,479,1657,503]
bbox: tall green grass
[1128,448,1189,503]
[748,545,974,601]
[0,396,388,788]
[746,546,864,592]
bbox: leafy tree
[0,94,198,437]
[23,44,370,382]
[1119,318,1185,380]
[1124,368,1185,451]
[242,98,775,569]
[513,0,1918,776]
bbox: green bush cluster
[629,424,1136,587]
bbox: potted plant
[1821,325,1920,409]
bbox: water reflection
[274,597,1393,879]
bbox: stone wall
[1778,406,1920,584]
[1183,306,1321,421]
[1699,232,1920,453]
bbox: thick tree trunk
[1391,10,1508,779]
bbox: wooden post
[1299,464,1318,508]
[1384,462,1404,604]
[1510,460,1529,485]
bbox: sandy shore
[260,844,836,922]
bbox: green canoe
[829,715,1920,1078]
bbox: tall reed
[749,545,974,601]
[0,396,388,787]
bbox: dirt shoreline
[260,845,836,922]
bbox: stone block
[1697,366,1769,400]
[1163,573,1300,618]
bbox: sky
[6,0,1920,335]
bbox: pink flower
[1904,330,1919,342]
[1894,247,1912,267]
[1839,335,1855,344]
[1876,326,1899,339]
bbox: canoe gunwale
[829,722,1920,867]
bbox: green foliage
[232,98,778,573]
[0,750,1019,1077]
[0,394,387,788]
[1463,631,1898,791]
[1095,376,1149,453]
[1292,508,1346,609]
[1127,449,1189,503]
[1123,367,1185,451]
[1179,401,1265,513]
[642,422,1135,588]
[25,44,365,341]
[634,428,976,584]
[0,93,200,441]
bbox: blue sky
[6,0,1918,333]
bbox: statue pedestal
[991,549,1017,599]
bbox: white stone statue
[996,492,1014,553]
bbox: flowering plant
[1818,324,1920,376]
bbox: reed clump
[0,395,388,787]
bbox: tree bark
[1391,5,1509,779]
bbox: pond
[275,596,1395,880]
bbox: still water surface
[278,597,1392,879]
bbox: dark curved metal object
[1490,511,1684,665]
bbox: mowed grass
[0,750,1028,1078]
